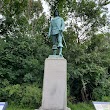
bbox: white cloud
[0,14,3,19]
[41,0,50,18]
[107,4,110,11]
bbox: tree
[52,0,110,102]
[0,0,110,106]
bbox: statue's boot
[53,49,57,55]
[59,47,63,56]
[52,45,57,55]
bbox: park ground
[7,102,95,110]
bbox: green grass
[68,102,95,110]
[7,104,32,110]
[7,102,95,110]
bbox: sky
[41,0,50,17]
[107,4,110,12]
[0,14,2,19]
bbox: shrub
[0,83,42,108]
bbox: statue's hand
[59,30,62,33]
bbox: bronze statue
[48,10,65,56]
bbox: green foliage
[0,34,51,84]
[0,83,42,108]
[68,102,95,110]
[92,77,110,101]
[8,105,31,110]
[0,0,110,108]
[64,31,110,102]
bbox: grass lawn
[68,102,95,110]
[7,102,95,110]
[7,104,32,110]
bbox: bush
[0,83,42,108]
[92,77,110,101]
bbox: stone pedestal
[37,56,70,110]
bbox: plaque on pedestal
[93,101,110,110]
[0,102,8,110]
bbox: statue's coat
[48,16,65,36]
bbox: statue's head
[54,10,59,17]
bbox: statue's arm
[48,22,52,37]
[61,18,65,31]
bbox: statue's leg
[59,47,62,56]
[58,33,63,56]
[52,35,57,55]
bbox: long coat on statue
[48,16,65,36]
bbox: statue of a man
[48,10,65,56]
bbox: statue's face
[54,11,59,17]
